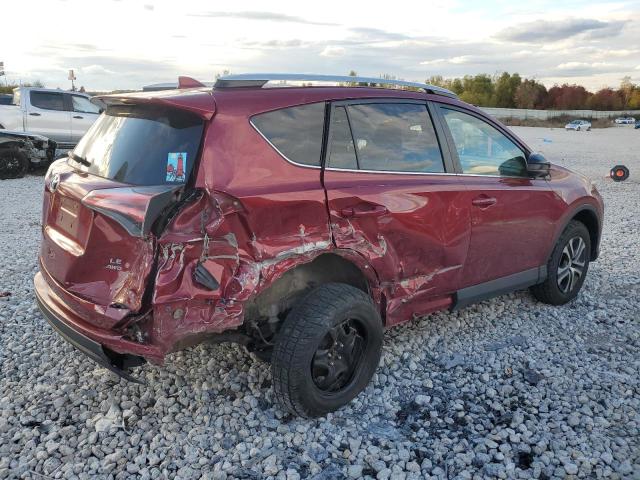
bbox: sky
[3,0,639,92]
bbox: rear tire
[0,148,29,179]
[271,283,383,418]
[531,221,591,305]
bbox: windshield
[71,104,204,186]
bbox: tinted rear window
[31,91,65,111]
[71,105,204,186]
[251,102,325,166]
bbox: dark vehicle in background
[635,120,640,129]
[0,130,56,179]
[35,74,604,417]
[0,94,13,105]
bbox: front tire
[271,283,383,417]
[531,221,591,305]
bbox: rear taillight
[82,186,180,237]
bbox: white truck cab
[0,87,102,147]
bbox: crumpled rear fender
[149,189,379,353]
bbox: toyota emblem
[50,174,60,192]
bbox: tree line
[426,73,640,111]
[5,73,640,111]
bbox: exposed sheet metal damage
[139,184,466,358]
[146,189,342,358]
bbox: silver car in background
[614,116,636,125]
[565,119,591,131]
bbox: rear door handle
[73,115,83,119]
[341,205,388,218]
[29,112,41,116]
[471,196,497,208]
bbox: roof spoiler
[178,76,206,89]
[141,76,212,92]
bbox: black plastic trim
[36,294,145,383]
[452,266,547,311]
[554,204,602,261]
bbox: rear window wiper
[68,151,91,167]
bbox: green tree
[619,76,634,108]
[492,72,521,108]
[514,79,547,109]
[459,74,494,106]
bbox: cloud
[498,18,627,43]
[81,65,115,75]
[144,4,154,11]
[557,62,613,70]
[187,11,337,26]
[420,55,487,66]
[320,46,345,57]
[39,43,101,53]
[554,61,620,76]
[348,27,411,42]
[239,39,305,49]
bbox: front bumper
[34,271,153,382]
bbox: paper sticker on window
[166,152,187,182]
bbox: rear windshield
[71,104,204,186]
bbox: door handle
[341,205,388,218]
[471,196,497,208]
[73,115,83,119]
[29,112,41,116]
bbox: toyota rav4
[35,74,604,417]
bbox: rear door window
[327,106,358,170]
[338,103,445,173]
[251,102,325,167]
[71,104,204,185]
[30,91,65,111]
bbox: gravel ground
[1,126,638,479]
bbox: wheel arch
[554,205,601,261]
[243,251,381,326]
[571,207,600,260]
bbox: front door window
[441,108,527,177]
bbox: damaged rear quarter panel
[151,104,336,353]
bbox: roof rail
[213,73,457,98]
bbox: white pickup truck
[0,87,102,148]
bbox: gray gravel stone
[0,127,638,478]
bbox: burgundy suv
[35,74,604,417]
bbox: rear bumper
[34,271,162,381]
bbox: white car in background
[565,120,591,131]
[0,87,102,149]
[614,116,635,125]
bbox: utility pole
[68,69,76,91]
[0,61,6,86]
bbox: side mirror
[527,152,550,178]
